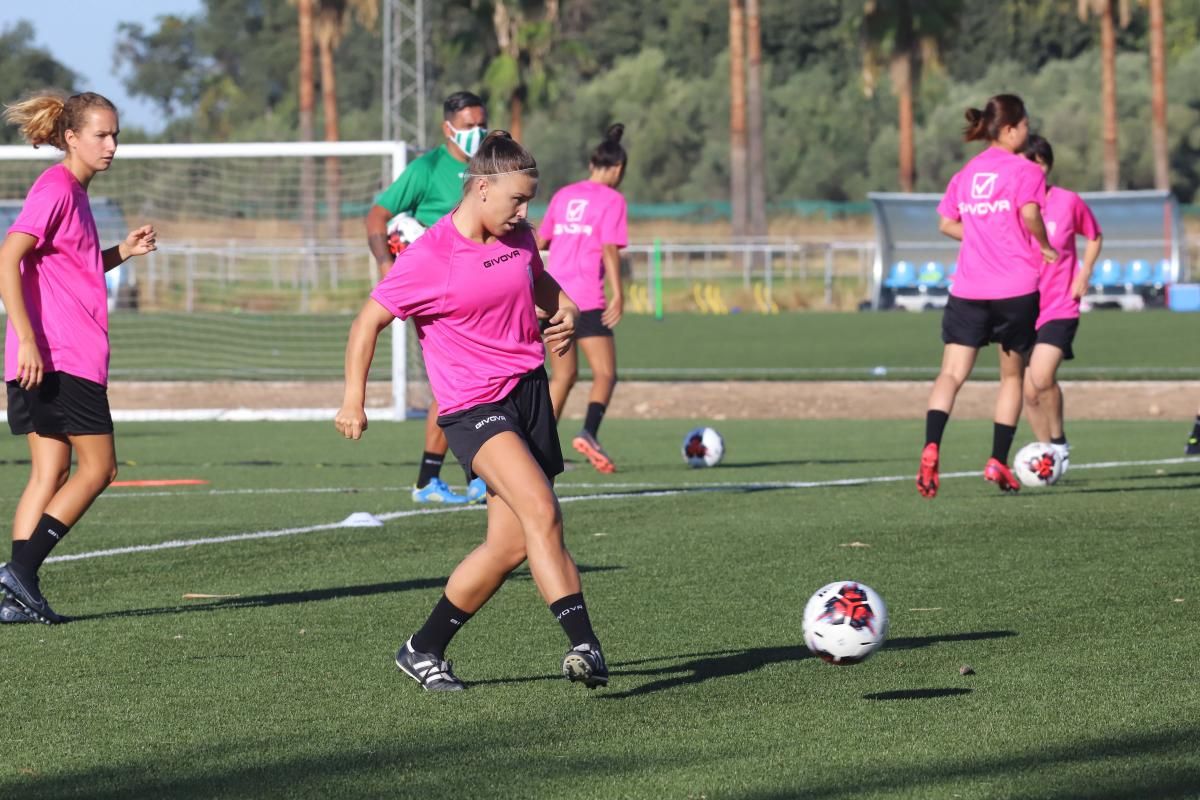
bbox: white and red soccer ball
[682,427,724,468]
[803,581,889,665]
[1012,442,1064,488]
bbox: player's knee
[939,368,968,390]
[1027,371,1054,395]
[523,495,563,538]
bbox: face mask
[448,124,486,158]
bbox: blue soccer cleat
[411,477,469,505]
[466,477,488,504]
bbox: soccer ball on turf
[682,427,724,468]
[1012,442,1063,487]
[802,581,889,665]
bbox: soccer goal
[867,190,1185,312]
[0,140,426,421]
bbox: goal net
[0,141,425,421]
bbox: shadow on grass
[474,630,1017,697]
[715,457,900,469]
[736,727,1200,800]
[71,565,623,623]
[0,719,711,800]
[863,687,972,701]
[1021,481,1200,497]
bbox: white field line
[45,456,1198,566]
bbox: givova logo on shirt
[959,172,1011,215]
[483,250,522,269]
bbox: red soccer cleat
[984,458,1021,493]
[916,442,939,498]
[572,431,617,474]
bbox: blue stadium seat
[917,261,946,288]
[1124,259,1152,286]
[884,261,917,289]
[1090,259,1123,289]
[1152,259,1172,286]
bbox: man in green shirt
[366,91,488,505]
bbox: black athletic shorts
[575,308,613,339]
[438,366,564,482]
[538,309,613,340]
[941,291,1039,354]
[1035,317,1079,360]
[7,372,114,436]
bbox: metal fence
[119,235,1200,315]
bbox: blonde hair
[3,91,117,151]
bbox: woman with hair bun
[537,123,630,474]
[337,131,609,692]
[0,91,157,624]
[917,94,1056,499]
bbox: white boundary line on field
[45,456,1199,565]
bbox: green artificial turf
[0,419,1197,799]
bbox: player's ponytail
[963,94,1027,143]
[590,123,627,169]
[3,91,117,151]
[463,130,538,192]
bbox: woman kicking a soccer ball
[1019,134,1103,474]
[917,94,1057,498]
[0,91,156,624]
[537,123,630,473]
[336,131,608,691]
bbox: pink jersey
[1034,186,1101,328]
[537,180,628,312]
[937,146,1047,300]
[5,164,110,386]
[371,213,546,416]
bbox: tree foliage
[9,1,1200,201]
[0,21,79,145]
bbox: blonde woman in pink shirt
[918,94,1057,499]
[337,132,609,692]
[1020,134,1103,474]
[0,92,156,624]
[537,124,629,473]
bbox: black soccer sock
[583,403,607,438]
[1191,416,1200,438]
[13,514,70,575]
[410,594,473,659]
[925,410,950,447]
[550,592,598,648]
[992,423,1017,464]
[10,539,26,565]
[415,451,445,489]
[1051,435,1067,446]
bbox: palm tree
[297,0,317,280]
[314,0,379,238]
[1078,0,1132,190]
[729,0,748,238]
[860,0,960,193]
[1145,0,1168,190]
[484,0,559,143]
[746,0,767,239]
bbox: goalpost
[0,140,424,421]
